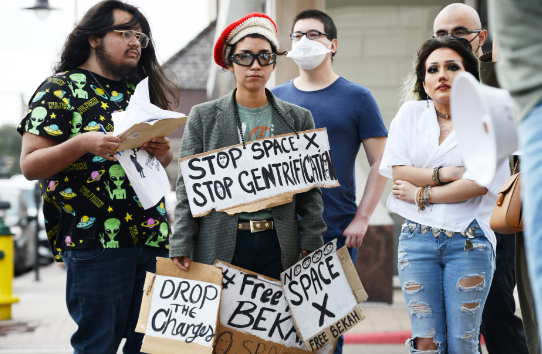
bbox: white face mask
[287,35,332,71]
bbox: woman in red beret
[171,13,326,279]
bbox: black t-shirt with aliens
[17,68,169,261]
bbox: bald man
[433,5,530,354]
[434,3,500,88]
[434,3,487,57]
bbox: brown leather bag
[490,162,523,234]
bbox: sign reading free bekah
[179,128,339,217]
[213,261,336,354]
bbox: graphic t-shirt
[17,68,169,261]
[237,102,274,221]
[272,77,388,238]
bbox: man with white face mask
[272,10,388,354]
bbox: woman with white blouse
[379,37,508,353]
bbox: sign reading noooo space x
[179,128,340,217]
[281,240,369,351]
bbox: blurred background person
[490,0,542,349]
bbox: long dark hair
[54,0,180,110]
[409,37,479,101]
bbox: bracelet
[418,186,426,212]
[425,186,433,211]
[418,186,433,212]
[432,167,441,186]
[414,187,422,205]
[424,186,432,206]
[436,166,444,185]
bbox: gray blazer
[171,90,326,270]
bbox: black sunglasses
[230,53,277,66]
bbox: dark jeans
[323,234,357,354]
[480,233,528,354]
[231,229,284,280]
[62,245,169,354]
[516,231,541,354]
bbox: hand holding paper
[141,137,171,158]
[111,77,187,150]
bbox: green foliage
[0,124,22,177]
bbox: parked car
[0,186,37,274]
[7,175,52,263]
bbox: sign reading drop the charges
[146,275,220,345]
[280,240,369,352]
[179,128,339,217]
[213,261,336,354]
[136,258,223,354]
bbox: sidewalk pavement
[0,263,497,354]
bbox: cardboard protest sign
[179,128,339,217]
[136,258,222,354]
[213,261,336,354]
[280,240,369,352]
[118,117,187,150]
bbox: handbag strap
[513,160,520,175]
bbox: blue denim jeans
[518,101,542,345]
[62,245,169,354]
[323,235,357,354]
[398,220,495,353]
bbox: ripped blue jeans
[398,219,495,353]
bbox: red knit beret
[213,12,279,68]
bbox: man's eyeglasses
[230,53,277,66]
[433,29,482,39]
[290,31,332,41]
[113,29,149,49]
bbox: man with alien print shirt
[17,1,180,353]
[19,67,170,257]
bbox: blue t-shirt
[271,77,388,239]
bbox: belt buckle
[250,220,272,233]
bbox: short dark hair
[412,37,479,100]
[291,9,337,58]
[54,0,180,110]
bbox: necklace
[82,65,124,111]
[436,110,451,119]
[232,88,298,149]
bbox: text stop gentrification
[179,128,340,217]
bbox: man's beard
[95,42,139,81]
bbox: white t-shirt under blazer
[379,100,508,252]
